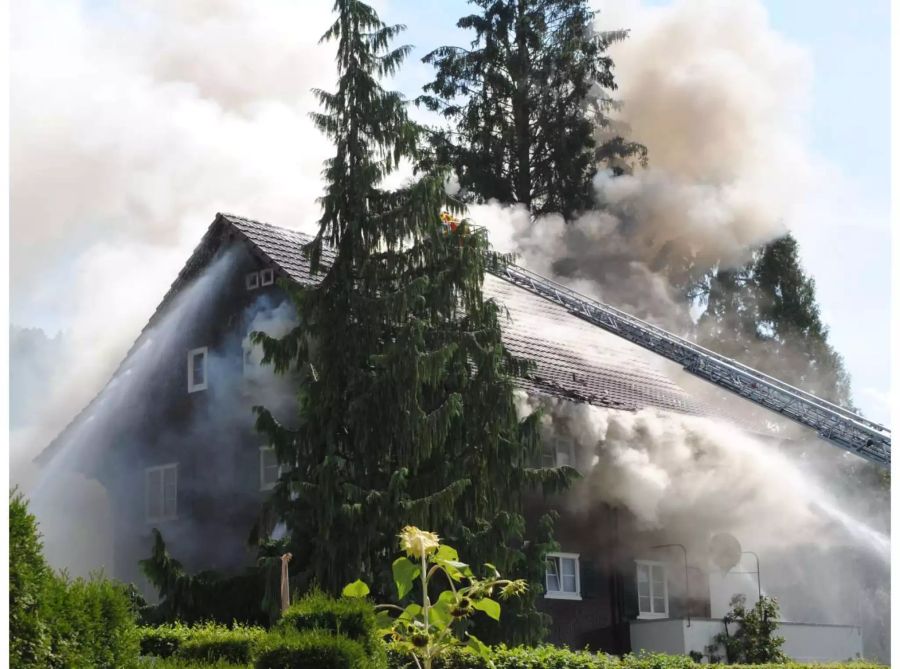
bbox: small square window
[188,347,208,392]
[545,552,581,599]
[245,272,260,290]
[542,437,575,469]
[260,268,275,286]
[146,463,178,522]
[259,447,281,491]
[636,560,669,618]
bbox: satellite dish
[710,533,742,573]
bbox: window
[259,447,281,491]
[187,347,208,392]
[245,271,260,290]
[242,346,254,376]
[545,552,581,599]
[260,268,275,286]
[542,436,575,469]
[146,464,178,522]
[636,560,669,618]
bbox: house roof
[222,213,710,416]
[39,212,716,466]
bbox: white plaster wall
[780,623,863,662]
[630,619,863,662]
[629,619,688,654]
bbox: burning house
[38,213,887,661]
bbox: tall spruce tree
[418,0,646,218]
[696,234,853,408]
[251,0,571,644]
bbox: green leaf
[374,610,394,634]
[392,556,420,600]
[473,597,501,621]
[341,579,370,598]
[435,558,473,582]
[429,590,456,629]
[398,603,423,622]
[483,562,499,578]
[434,544,459,562]
[466,633,494,667]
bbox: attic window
[146,463,178,522]
[245,272,260,290]
[187,347,208,392]
[260,268,275,286]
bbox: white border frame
[145,463,178,523]
[245,271,259,290]
[545,551,582,600]
[260,267,275,286]
[635,559,669,619]
[187,346,208,393]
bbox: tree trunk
[513,0,532,209]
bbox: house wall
[85,234,710,653]
[92,239,297,591]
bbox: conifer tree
[697,234,853,408]
[251,0,571,644]
[418,0,646,218]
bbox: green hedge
[137,658,251,668]
[139,622,265,663]
[386,645,887,669]
[140,622,193,658]
[10,492,141,669]
[255,629,376,669]
[178,624,266,664]
[279,590,381,656]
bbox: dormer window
[260,268,275,286]
[188,347,208,392]
[245,272,260,290]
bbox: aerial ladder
[487,260,891,468]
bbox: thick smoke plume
[10,0,334,471]
[475,0,814,328]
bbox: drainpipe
[652,543,690,627]
[741,551,762,602]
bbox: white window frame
[245,271,260,290]
[259,268,275,286]
[545,552,581,600]
[259,446,282,491]
[145,463,178,523]
[635,560,669,619]
[542,436,575,469]
[187,346,208,393]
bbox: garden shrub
[388,643,619,669]
[40,571,141,668]
[138,658,252,668]
[279,590,380,655]
[386,644,888,669]
[9,490,52,667]
[255,629,376,669]
[9,491,140,669]
[176,623,266,664]
[140,622,193,658]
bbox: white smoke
[10,0,335,465]
[473,0,818,328]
